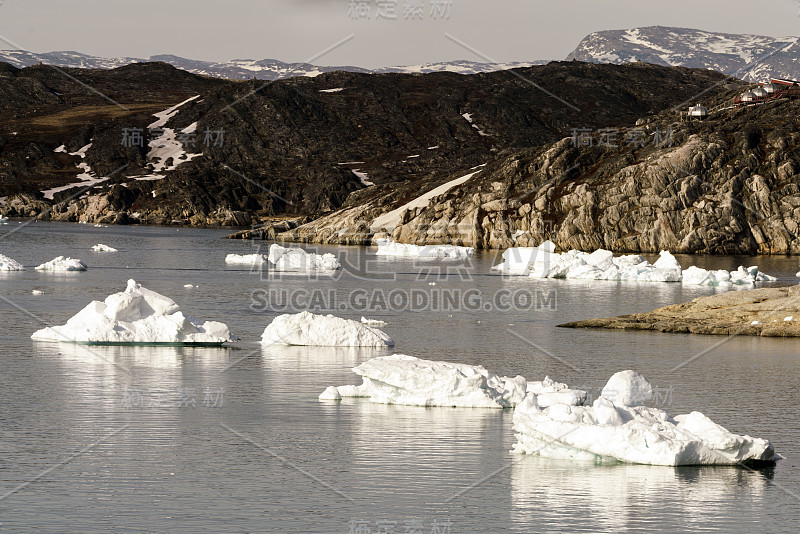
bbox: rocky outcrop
[281,86,800,254]
[558,285,800,337]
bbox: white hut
[688,104,708,118]
[752,86,768,97]
[763,83,779,94]
[740,90,757,102]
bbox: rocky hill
[567,26,800,83]
[0,60,733,228]
[281,81,800,254]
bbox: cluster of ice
[31,279,233,344]
[375,238,474,259]
[0,253,24,271]
[35,256,87,271]
[493,241,775,284]
[319,354,528,408]
[513,370,776,466]
[262,311,393,347]
[267,244,341,271]
[91,244,118,253]
[682,265,776,286]
[225,253,266,265]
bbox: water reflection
[511,455,770,532]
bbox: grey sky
[1,0,798,68]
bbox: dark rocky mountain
[0,50,544,80]
[282,81,800,254]
[0,60,735,229]
[567,26,800,83]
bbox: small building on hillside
[688,104,708,118]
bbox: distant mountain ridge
[567,26,800,83]
[0,49,546,80]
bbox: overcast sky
[1,0,799,68]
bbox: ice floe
[91,244,118,253]
[493,241,775,285]
[35,256,87,271]
[267,244,341,271]
[320,354,528,408]
[361,316,387,326]
[31,279,233,344]
[0,253,24,271]
[512,370,776,466]
[225,253,266,265]
[375,238,474,259]
[262,311,393,347]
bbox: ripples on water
[0,222,797,532]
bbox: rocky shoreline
[559,285,800,337]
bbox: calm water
[0,221,798,533]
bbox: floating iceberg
[262,311,393,347]
[512,370,777,466]
[225,253,266,265]
[31,279,234,345]
[682,265,776,286]
[0,254,24,271]
[267,244,341,271]
[320,354,529,408]
[375,238,474,259]
[361,316,387,327]
[493,242,774,284]
[91,244,118,252]
[35,256,87,271]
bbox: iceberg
[361,316,387,326]
[0,253,24,271]
[91,244,118,252]
[512,370,777,466]
[31,279,234,345]
[320,354,530,408]
[493,242,774,284]
[375,238,474,259]
[35,256,87,271]
[682,265,777,286]
[225,253,266,265]
[262,311,393,347]
[267,244,341,271]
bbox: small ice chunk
[319,386,342,400]
[35,256,87,271]
[0,253,24,271]
[262,311,393,347]
[91,244,118,252]
[31,289,44,295]
[267,244,341,271]
[225,253,266,265]
[361,316,387,327]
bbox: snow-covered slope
[567,26,800,82]
[0,50,546,81]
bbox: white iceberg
[35,256,87,271]
[493,242,774,284]
[31,279,234,345]
[262,311,393,347]
[91,244,118,252]
[512,370,776,466]
[682,265,777,286]
[320,354,530,408]
[375,238,474,259]
[0,253,24,271]
[225,253,266,265]
[267,244,341,271]
[527,376,588,408]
